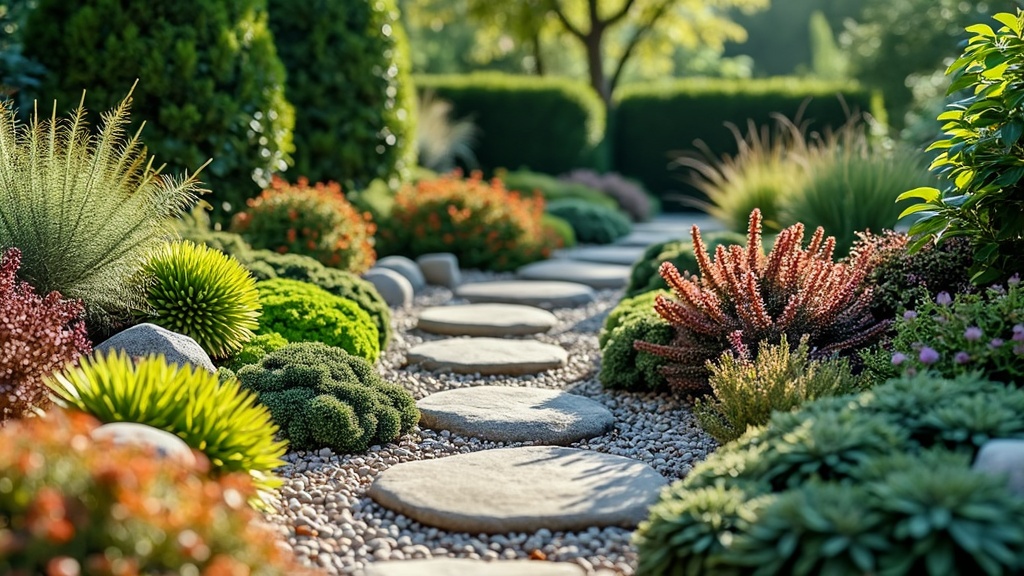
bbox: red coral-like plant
[634,209,889,394]
[1,248,92,421]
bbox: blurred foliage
[0,0,43,109]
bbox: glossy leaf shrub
[635,209,888,393]
[232,177,377,274]
[236,342,418,453]
[637,373,1024,576]
[378,171,556,271]
[47,351,287,493]
[0,410,309,575]
[901,10,1024,283]
[0,248,91,421]
[143,241,261,359]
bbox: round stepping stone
[456,281,595,309]
[364,559,586,576]
[367,446,666,534]
[406,338,567,375]
[554,245,646,266]
[417,386,614,445]
[517,260,630,290]
[417,304,557,337]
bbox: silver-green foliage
[0,92,203,333]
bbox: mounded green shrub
[545,199,631,245]
[599,290,672,391]
[25,0,294,222]
[242,250,391,349]
[613,77,878,203]
[415,73,605,174]
[256,278,380,363]
[268,0,414,188]
[636,372,1024,576]
[225,332,289,372]
[236,342,418,453]
[500,169,618,210]
[624,231,747,298]
[541,213,577,249]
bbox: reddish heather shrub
[635,209,888,394]
[231,176,377,273]
[378,171,557,271]
[0,248,91,421]
[0,409,313,575]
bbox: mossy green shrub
[624,231,747,298]
[256,278,380,363]
[225,332,289,371]
[599,290,672,391]
[25,0,294,222]
[541,213,577,249]
[142,241,261,359]
[560,169,657,222]
[545,199,631,245]
[241,250,391,349]
[267,0,414,188]
[636,372,1024,576]
[500,169,618,210]
[236,342,418,453]
[415,73,606,174]
[614,78,878,202]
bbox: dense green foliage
[225,333,289,372]
[541,213,577,249]
[142,241,261,359]
[560,169,656,222]
[414,73,605,174]
[0,94,201,337]
[901,10,1024,284]
[613,78,877,201]
[236,343,418,453]
[545,199,631,245]
[624,232,747,298]
[256,279,380,363]
[599,290,672,391]
[637,372,1024,576]
[25,0,294,221]
[47,351,287,493]
[267,0,415,188]
[500,169,618,209]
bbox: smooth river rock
[95,323,215,373]
[516,260,630,290]
[455,281,595,309]
[417,304,558,337]
[406,338,567,375]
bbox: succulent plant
[143,241,261,359]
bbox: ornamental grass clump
[0,248,92,421]
[142,241,261,359]
[635,209,888,393]
[47,351,287,494]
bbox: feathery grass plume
[416,90,478,173]
[0,88,206,337]
[142,241,261,359]
[634,209,889,394]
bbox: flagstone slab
[516,260,630,290]
[367,446,666,534]
[417,386,614,445]
[553,245,646,266]
[417,304,558,337]
[455,281,595,309]
[406,338,567,375]
[363,559,586,576]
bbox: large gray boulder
[95,323,215,373]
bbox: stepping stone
[456,281,595,309]
[417,304,557,337]
[406,338,567,375]
[517,260,630,290]
[367,446,666,534]
[554,245,646,266]
[417,386,614,445]
[364,559,585,576]
[614,230,686,248]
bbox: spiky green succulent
[46,350,287,494]
[143,241,261,358]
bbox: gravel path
[264,271,717,575]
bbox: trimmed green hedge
[414,73,605,174]
[613,78,880,205]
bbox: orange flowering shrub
[231,176,376,274]
[0,409,314,575]
[378,171,558,271]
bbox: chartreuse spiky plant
[143,241,261,358]
[635,209,888,393]
[46,350,287,495]
[0,89,205,337]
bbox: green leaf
[897,187,941,203]
[1000,120,1024,150]
[992,12,1022,35]
[898,203,939,220]
[937,110,964,121]
[966,23,997,38]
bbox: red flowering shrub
[378,171,557,271]
[635,209,889,394]
[1,248,91,421]
[0,409,313,575]
[231,176,377,273]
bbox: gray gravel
[262,270,717,575]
